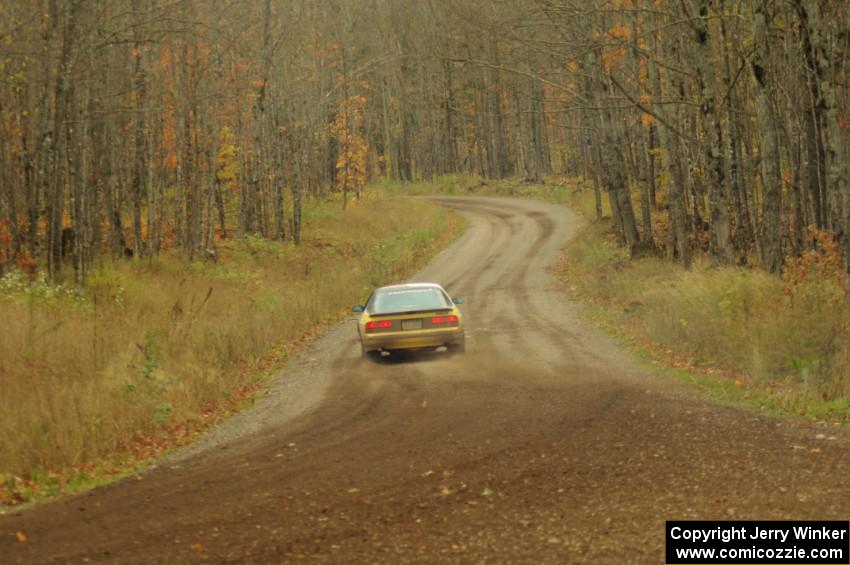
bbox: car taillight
[366,320,393,329]
[431,315,458,324]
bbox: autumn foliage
[331,95,369,198]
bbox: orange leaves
[607,23,631,41]
[161,121,178,171]
[330,95,369,192]
[639,94,656,126]
[783,228,845,290]
[14,250,37,280]
[781,228,847,318]
[592,21,632,71]
[601,49,622,72]
[215,126,239,190]
[0,218,11,266]
[347,94,367,108]
[0,218,11,245]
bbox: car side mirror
[452,297,464,305]
[352,305,365,313]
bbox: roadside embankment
[406,174,850,423]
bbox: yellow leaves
[330,95,369,192]
[594,19,633,72]
[191,542,204,552]
[782,227,846,294]
[608,24,631,41]
[16,531,27,543]
[216,126,239,190]
[601,45,626,72]
[638,93,656,126]
[335,137,368,191]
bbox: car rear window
[370,288,451,314]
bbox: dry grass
[0,194,461,487]
[403,173,850,418]
[559,189,850,417]
[395,173,579,208]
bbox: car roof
[375,282,446,293]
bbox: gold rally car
[353,283,465,358]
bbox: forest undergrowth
[0,190,464,506]
[411,174,850,423]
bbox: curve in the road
[2,196,849,564]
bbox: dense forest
[0,0,848,282]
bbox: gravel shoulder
[2,196,849,564]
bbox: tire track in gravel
[3,196,850,565]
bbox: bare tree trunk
[750,0,783,273]
[47,0,82,282]
[799,0,847,271]
[442,59,459,172]
[596,72,640,255]
[691,0,733,264]
[651,33,690,267]
[584,126,604,220]
[131,18,148,258]
[69,38,93,284]
[719,13,752,260]
[489,40,511,177]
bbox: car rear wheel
[447,342,465,355]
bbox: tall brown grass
[407,174,850,413]
[560,196,850,411]
[0,195,460,480]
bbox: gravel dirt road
[2,197,849,564]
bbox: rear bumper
[361,327,465,352]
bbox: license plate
[401,319,423,331]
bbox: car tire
[447,342,465,355]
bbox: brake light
[366,320,393,329]
[431,315,458,324]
